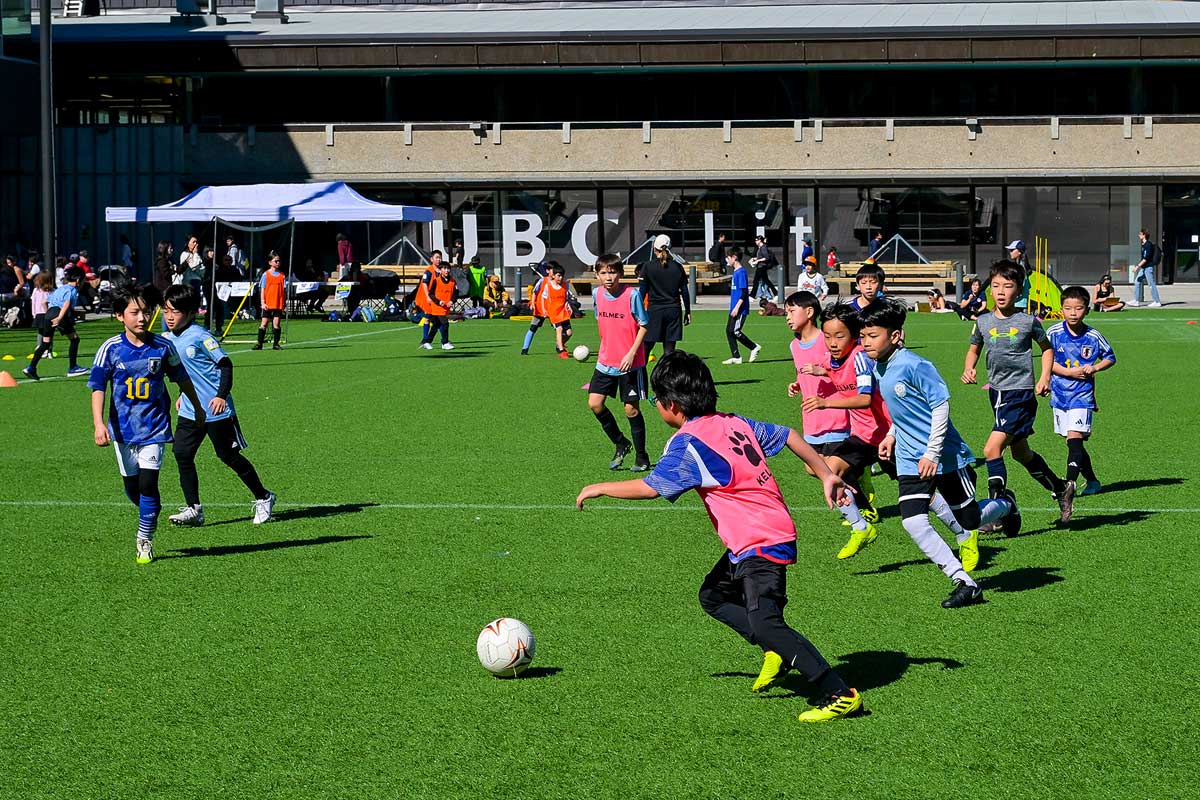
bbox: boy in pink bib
[576,351,862,723]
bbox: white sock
[901,515,976,586]
[929,492,966,537]
[838,497,868,530]
[979,497,1011,527]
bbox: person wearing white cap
[1005,239,1032,311]
[639,234,691,359]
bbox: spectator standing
[1005,239,1033,310]
[450,239,465,267]
[24,252,42,282]
[749,235,778,300]
[1129,228,1162,307]
[119,235,134,271]
[336,233,354,279]
[153,241,175,293]
[638,234,691,359]
[225,236,244,275]
[826,246,840,272]
[800,237,814,265]
[179,235,207,327]
[868,231,884,256]
[795,256,829,301]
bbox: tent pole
[212,218,220,330]
[285,218,295,345]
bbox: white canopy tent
[105,182,434,341]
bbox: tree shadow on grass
[413,351,487,359]
[980,566,1063,593]
[1058,509,1154,532]
[200,502,379,528]
[1088,477,1184,493]
[714,379,763,387]
[162,534,372,559]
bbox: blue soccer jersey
[166,323,235,422]
[874,347,974,476]
[47,284,79,310]
[88,333,183,445]
[1047,322,1115,411]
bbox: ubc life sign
[427,210,813,266]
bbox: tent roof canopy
[105,181,435,224]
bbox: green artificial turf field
[1,307,1197,800]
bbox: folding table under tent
[105,181,435,342]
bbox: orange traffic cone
[0,370,18,388]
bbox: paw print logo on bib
[728,431,763,466]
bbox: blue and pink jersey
[790,334,851,444]
[594,285,649,375]
[642,414,798,563]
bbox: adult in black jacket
[707,233,727,266]
[639,234,691,358]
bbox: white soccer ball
[476,618,536,678]
[573,345,590,362]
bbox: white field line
[0,500,1193,514]
[8,324,414,385]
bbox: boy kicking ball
[861,298,1019,608]
[1046,286,1116,520]
[162,284,276,528]
[577,351,863,722]
[89,283,205,565]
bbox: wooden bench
[568,262,731,295]
[826,261,958,297]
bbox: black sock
[29,341,50,370]
[1065,439,1085,485]
[628,412,647,457]
[985,458,1007,497]
[257,327,266,345]
[122,475,140,506]
[272,327,281,346]
[227,454,268,499]
[816,668,851,697]
[68,337,80,369]
[1023,451,1066,495]
[1079,448,1097,482]
[661,340,676,355]
[594,407,624,445]
[176,451,201,507]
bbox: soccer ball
[573,345,590,362]
[476,618,536,677]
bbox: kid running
[588,254,651,472]
[89,283,204,564]
[520,262,549,355]
[536,261,573,358]
[24,266,87,380]
[1046,286,1116,519]
[962,260,1068,526]
[576,351,862,722]
[162,284,276,528]
[722,246,760,365]
[862,298,1019,607]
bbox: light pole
[39,1,55,266]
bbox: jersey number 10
[124,377,150,400]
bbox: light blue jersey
[1046,322,1115,411]
[166,323,235,422]
[874,347,973,476]
[47,284,79,310]
[88,333,182,445]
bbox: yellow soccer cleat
[751,650,785,693]
[836,521,878,560]
[958,529,980,573]
[860,502,880,524]
[798,688,863,723]
[135,538,154,565]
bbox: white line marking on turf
[0,500,1193,514]
[12,325,414,385]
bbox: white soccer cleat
[135,538,154,565]
[169,504,205,527]
[722,357,743,365]
[1148,302,1162,308]
[253,491,276,525]
[748,345,762,363]
[419,342,434,350]
[441,342,455,350]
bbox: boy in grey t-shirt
[962,260,1069,527]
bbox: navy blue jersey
[88,333,183,445]
[1047,322,1116,411]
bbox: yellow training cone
[1,355,13,361]
[0,370,18,388]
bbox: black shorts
[173,415,249,460]
[554,319,572,336]
[646,306,683,344]
[809,439,846,457]
[700,552,789,615]
[830,435,881,472]
[261,308,283,320]
[989,388,1038,439]
[40,307,75,337]
[589,367,648,403]
[897,466,979,523]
